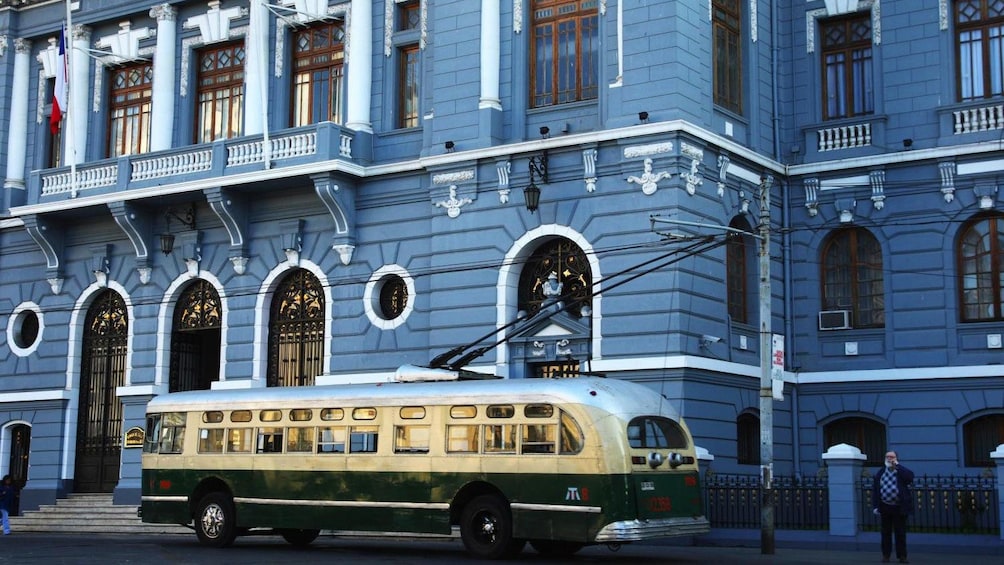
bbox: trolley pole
[758,174,775,554]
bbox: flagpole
[64,0,77,198]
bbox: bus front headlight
[667,452,684,468]
[646,451,664,468]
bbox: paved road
[0,532,987,564]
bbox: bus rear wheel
[194,493,237,548]
[280,528,320,547]
[530,540,584,556]
[459,494,524,559]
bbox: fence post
[822,443,866,536]
[992,444,1004,541]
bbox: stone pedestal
[822,443,866,536]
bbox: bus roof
[145,376,682,421]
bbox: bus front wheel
[280,528,320,547]
[194,493,238,548]
[459,494,524,559]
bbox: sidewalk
[684,528,1004,555]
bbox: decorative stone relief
[496,160,511,203]
[385,0,426,56]
[717,154,729,197]
[835,198,857,223]
[680,143,704,196]
[869,169,885,211]
[975,182,998,209]
[0,35,7,59]
[514,0,523,34]
[807,2,879,53]
[181,0,246,96]
[435,185,473,218]
[333,244,355,265]
[48,277,64,295]
[432,169,475,185]
[623,142,673,159]
[750,0,758,43]
[627,158,671,196]
[804,178,819,217]
[939,0,948,31]
[582,148,598,193]
[230,256,249,275]
[939,161,956,203]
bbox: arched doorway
[169,279,222,392]
[74,290,127,493]
[7,424,29,515]
[267,268,324,387]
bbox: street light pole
[758,174,775,554]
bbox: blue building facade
[0,0,1000,512]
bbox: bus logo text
[565,487,590,501]
[640,481,655,491]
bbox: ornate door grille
[268,269,324,387]
[169,280,222,392]
[75,290,127,493]
[518,238,592,317]
[8,424,29,515]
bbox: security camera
[701,335,722,344]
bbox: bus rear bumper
[593,516,711,542]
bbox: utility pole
[758,174,775,554]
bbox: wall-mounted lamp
[539,126,550,139]
[160,205,196,255]
[639,111,649,124]
[902,138,913,149]
[445,140,455,153]
[524,152,549,213]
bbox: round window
[13,310,39,349]
[378,274,408,320]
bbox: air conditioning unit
[818,310,851,330]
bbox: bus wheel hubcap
[202,504,224,537]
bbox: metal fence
[703,473,829,529]
[860,474,1000,535]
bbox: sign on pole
[771,333,784,401]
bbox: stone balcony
[26,121,364,207]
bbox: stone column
[149,4,177,151]
[244,0,268,135]
[67,25,91,165]
[479,0,500,111]
[821,443,866,536]
[4,39,31,199]
[345,0,373,133]
[991,444,1004,540]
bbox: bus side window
[394,425,430,453]
[447,425,478,453]
[199,428,225,453]
[559,411,584,454]
[257,427,284,453]
[521,424,556,454]
[144,414,162,454]
[317,427,346,453]
[484,424,516,453]
[349,426,378,453]
[227,428,252,453]
[159,412,186,454]
[286,427,314,453]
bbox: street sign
[771,334,784,401]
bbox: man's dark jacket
[871,464,915,515]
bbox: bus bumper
[594,516,711,542]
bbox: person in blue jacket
[872,451,915,564]
[0,475,17,535]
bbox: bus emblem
[640,481,655,491]
[565,487,581,501]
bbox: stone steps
[11,493,191,535]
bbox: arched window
[737,411,760,465]
[517,238,591,318]
[823,416,886,466]
[963,413,1004,467]
[958,213,1004,322]
[821,228,884,328]
[267,269,325,387]
[170,279,222,392]
[727,216,754,324]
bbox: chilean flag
[50,24,67,135]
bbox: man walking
[872,451,915,563]
[0,475,16,535]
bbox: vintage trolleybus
[140,367,710,558]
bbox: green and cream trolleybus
[140,366,710,558]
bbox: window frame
[194,40,245,144]
[726,216,753,324]
[823,416,886,467]
[820,227,885,328]
[529,0,599,108]
[106,60,153,158]
[958,213,1004,321]
[290,20,345,127]
[963,413,1004,467]
[712,0,742,114]
[736,411,760,465]
[956,0,1004,101]
[820,12,874,120]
